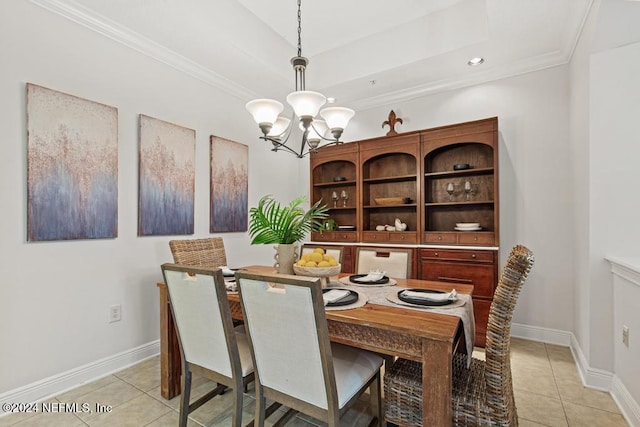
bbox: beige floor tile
[72,378,144,421]
[556,379,621,413]
[115,362,161,392]
[55,374,120,401]
[514,389,568,427]
[146,375,220,411]
[563,402,628,427]
[546,344,574,362]
[550,358,583,385]
[511,338,548,355]
[512,365,560,398]
[0,410,38,426]
[143,409,201,427]
[83,394,171,427]
[6,411,85,427]
[518,419,553,426]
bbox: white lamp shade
[267,116,291,137]
[286,91,326,118]
[245,99,284,125]
[320,107,355,130]
[303,119,328,141]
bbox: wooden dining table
[157,266,474,426]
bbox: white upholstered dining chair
[235,271,384,427]
[355,247,413,279]
[161,264,253,427]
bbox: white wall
[0,0,302,394]
[585,3,640,372]
[345,66,574,332]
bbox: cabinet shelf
[424,167,494,178]
[313,180,356,187]
[363,174,416,184]
[425,201,494,207]
[327,207,356,211]
[364,204,417,209]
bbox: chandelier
[245,0,355,158]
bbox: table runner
[327,280,475,362]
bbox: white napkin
[323,289,351,305]
[220,266,235,276]
[353,270,386,282]
[401,289,458,302]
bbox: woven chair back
[169,237,228,268]
[484,244,534,424]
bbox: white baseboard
[0,340,159,413]
[611,375,640,427]
[511,322,573,346]
[569,333,613,391]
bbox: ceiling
[34,0,595,111]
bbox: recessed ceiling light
[326,97,336,104]
[467,57,485,66]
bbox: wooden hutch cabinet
[308,117,499,346]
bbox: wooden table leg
[158,283,181,400]
[422,338,453,426]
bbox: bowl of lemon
[293,248,341,287]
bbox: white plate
[455,226,482,231]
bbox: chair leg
[232,385,243,427]
[254,385,266,427]
[369,372,382,427]
[179,368,192,427]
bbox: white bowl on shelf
[456,222,480,228]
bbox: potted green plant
[249,195,328,274]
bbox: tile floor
[0,338,628,426]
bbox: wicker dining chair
[161,264,254,427]
[169,237,228,268]
[384,244,534,426]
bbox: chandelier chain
[297,0,302,57]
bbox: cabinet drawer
[472,298,492,347]
[388,232,418,244]
[311,232,334,241]
[423,232,457,244]
[420,262,494,297]
[457,232,495,245]
[334,232,357,242]
[420,249,493,263]
[362,231,388,242]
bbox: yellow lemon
[310,252,323,263]
[296,260,307,267]
[328,258,338,266]
[314,248,325,254]
[305,261,317,268]
[318,261,330,267]
[302,253,311,261]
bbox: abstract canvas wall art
[27,83,118,241]
[138,115,195,236]
[210,136,248,232]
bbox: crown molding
[29,0,259,101]
[350,49,571,111]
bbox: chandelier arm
[308,121,341,143]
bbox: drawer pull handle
[438,236,442,240]
[474,237,478,241]
[434,252,439,256]
[437,276,473,284]
[471,254,476,258]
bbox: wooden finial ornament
[382,110,403,136]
